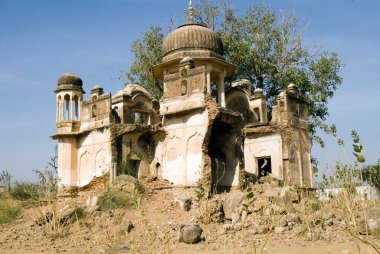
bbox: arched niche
[95,148,110,177]
[79,151,92,187]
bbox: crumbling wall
[200,95,244,194]
[157,108,208,186]
[76,128,111,187]
[109,111,164,181]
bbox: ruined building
[52,4,313,190]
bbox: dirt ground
[0,179,379,254]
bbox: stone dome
[57,73,83,87]
[162,24,223,57]
[113,84,152,99]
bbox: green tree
[218,4,342,137]
[124,26,164,99]
[124,1,343,138]
[362,160,380,191]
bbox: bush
[0,194,21,224]
[11,182,39,201]
[97,190,134,211]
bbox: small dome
[162,24,223,57]
[114,84,152,99]
[232,79,252,88]
[57,73,83,87]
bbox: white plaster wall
[244,134,283,179]
[76,128,111,187]
[57,137,77,187]
[186,134,203,184]
[159,109,208,186]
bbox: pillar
[219,71,226,107]
[70,94,74,121]
[206,65,212,94]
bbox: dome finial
[188,0,194,24]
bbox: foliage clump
[0,192,21,224]
[97,190,134,211]
[10,182,39,201]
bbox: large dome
[162,24,224,57]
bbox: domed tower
[153,2,235,111]
[53,73,85,188]
[152,2,243,189]
[55,73,85,133]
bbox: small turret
[55,73,84,132]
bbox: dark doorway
[118,159,140,178]
[258,157,272,177]
[208,121,238,189]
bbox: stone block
[223,192,246,220]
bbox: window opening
[258,157,272,177]
[92,105,97,118]
[254,108,260,122]
[181,80,187,96]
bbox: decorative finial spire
[188,0,194,24]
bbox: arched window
[57,95,62,121]
[92,105,97,118]
[64,94,70,120]
[254,108,260,122]
[181,80,187,96]
[73,95,79,121]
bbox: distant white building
[317,185,379,202]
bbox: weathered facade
[52,4,313,190]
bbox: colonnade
[56,93,82,122]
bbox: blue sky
[0,0,379,182]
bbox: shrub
[11,182,39,201]
[97,190,134,211]
[0,194,21,224]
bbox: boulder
[178,223,203,244]
[223,192,246,220]
[111,175,144,193]
[278,188,295,213]
[356,218,369,235]
[85,195,99,212]
[231,212,240,225]
[175,197,192,211]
